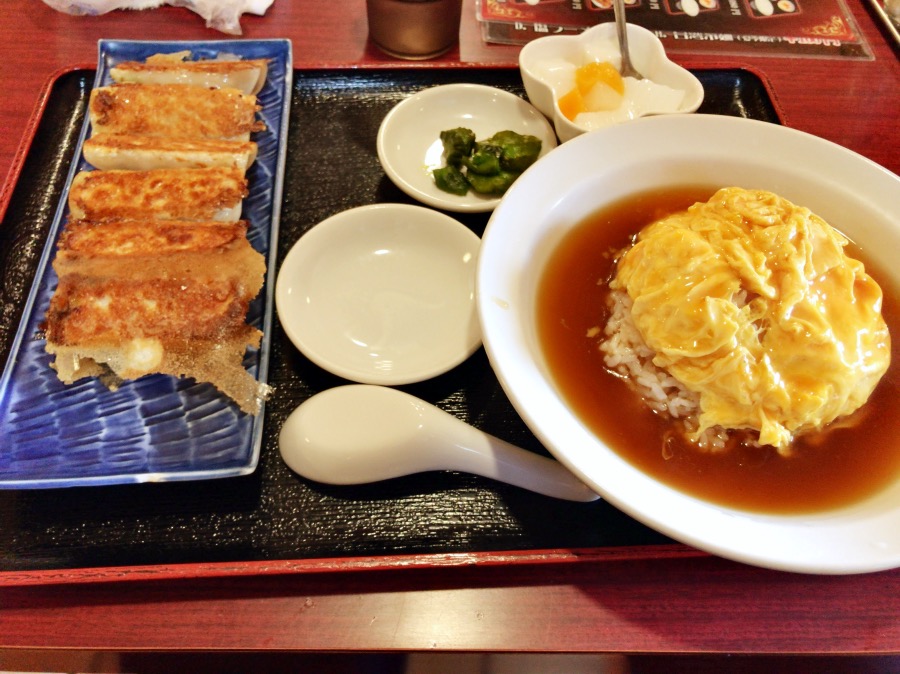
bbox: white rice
[597,288,730,452]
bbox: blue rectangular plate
[0,39,292,488]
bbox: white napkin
[42,0,274,35]
[886,0,900,23]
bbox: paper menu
[477,0,871,59]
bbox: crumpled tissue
[42,0,275,35]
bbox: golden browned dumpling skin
[46,219,268,415]
[45,52,271,415]
[45,275,266,414]
[83,134,258,172]
[89,83,264,141]
[612,187,891,449]
[53,219,265,290]
[67,167,248,222]
[110,51,269,95]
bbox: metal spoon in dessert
[613,0,644,80]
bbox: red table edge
[0,544,708,587]
[0,15,897,655]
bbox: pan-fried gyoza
[67,167,248,222]
[89,83,264,141]
[83,134,258,172]
[46,218,267,414]
[110,51,269,95]
[44,52,271,414]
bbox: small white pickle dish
[520,22,704,142]
[275,203,482,386]
[377,83,558,213]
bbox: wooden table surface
[1,0,898,656]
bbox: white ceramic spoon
[279,385,600,502]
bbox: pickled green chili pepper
[432,127,542,197]
[465,170,520,196]
[433,165,469,196]
[482,130,543,172]
[463,149,501,176]
[439,128,476,166]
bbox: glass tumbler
[366,0,463,60]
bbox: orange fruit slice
[575,61,625,96]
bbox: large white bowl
[477,114,900,574]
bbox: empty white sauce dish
[275,204,482,385]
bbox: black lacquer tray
[0,67,781,574]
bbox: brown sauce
[536,186,900,514]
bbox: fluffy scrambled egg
[612,187,891,450]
